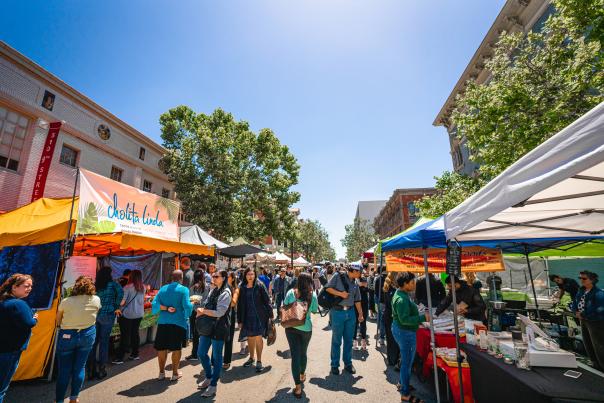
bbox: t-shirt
[59,295,101,330]
[151,282,193,330]
[259,274,271,290]
[283,289,319,332]
[122,284,145,319]
[326,272,361,307]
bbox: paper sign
[76,169,180,241]
[64,256,98,288]
[385,247,504,273]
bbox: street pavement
[7,311,437,402]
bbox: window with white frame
[0,106,29,172]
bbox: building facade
[373,188,436,238]
[355,200,387,228]
[433,0,553,175]
[0,41,174,212]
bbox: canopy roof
[74,233,214,256]
[381,217,446,252]
[0,198,78,247]
[445,102,604,245]
[294,256,309,266]
[219,243,264,258]
[376,217,434,255]
[179,225,229,249]
[272,251,291,263]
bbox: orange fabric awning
[74,233,214,256]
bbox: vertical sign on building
[31,121,63,202]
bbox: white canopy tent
[293,256,310,266]
[445,102,604,245]
[179,224,229,249]
[272,251,291,263]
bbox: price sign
[446,242,462,276]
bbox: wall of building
[374,189,436,238]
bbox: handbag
[280,300,308,328]
[266,319,277,346]
[195,315,217,336]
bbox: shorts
[154,324,187,351]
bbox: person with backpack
[324,266,363,375]
[196,270,232,398]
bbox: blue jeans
[91,313,115,365]
[56,326,96,402]
[391,324,416,396]
[330,308,356,368]
[377,303,386,340]
[198,336,225,386]
[0,350,22,403]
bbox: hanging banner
[31,121,62,202]
[64,256,98,288]
[385,246,504,273]
[76,169,180,241]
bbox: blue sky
[2,0,505,258]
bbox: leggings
[582,319,604,370]
[354,303,369,340]
[285,327,312,385]
[223,310,237,364]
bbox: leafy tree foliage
[159,107,300,240]
[415,171,482,218]
[341,218,378,261]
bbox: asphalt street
[7,312,437,402]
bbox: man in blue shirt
[152,270,193,381]
[271,267,289,318]
[258,267,271,290]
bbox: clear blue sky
[2,0,505,258]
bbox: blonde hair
[465,272,476,283]
[383,272,397,293]
[294,268,301,278]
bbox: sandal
[293,387,302,399]
[222,363,231,370]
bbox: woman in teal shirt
[283,272,318,399]
[392,272,429,403]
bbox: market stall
[293,256,310,267]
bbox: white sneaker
[352,340,359,350]
[157,372,166,380]
[361,339,367,351]
[201,385,216,397]
[197,378,211,390]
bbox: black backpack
[318,273,350,310]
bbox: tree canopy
[159,107,300,241]
[341,218,378,261]
[294,219,336,263]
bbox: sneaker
[330,367,340,375]
[197,378,211,390]
[361,339,367,351]
[243,358,254,367]
[129,355,140,361]
[344,365,356,374]
[171,373,182,381]
[378,339,385,347]
[255,361,264,373]
[111,359,124,365]
[201,385,216,397]
[239,346,248,356]
[186,354,199,361]
[157,372,166,380]
[353,340,359,351]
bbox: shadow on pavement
[277,349,291,359]
[352,349,369,362]
[176,390,217,402]
[116,378,171,397]
[220,364,273,384]
[309,374,366,395]
[266,387,310,402]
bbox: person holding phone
[0,274,37,403]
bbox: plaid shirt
[97,281,124,316]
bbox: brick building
[0,41,174,212]
[373,188,436,238]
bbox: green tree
[421,0,603,213]
[159,107,300,240]
[296,219,336,263]
[341,218,378,262]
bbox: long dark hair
[193,269,206,292]
[243,267,257,287]
[95,266,113,291]
[128,270,145,293]
[0,273,32,302]
[296,272,313,305]
[215,270,228,294]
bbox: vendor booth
[0,169,214,381]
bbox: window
[161,188,170,198]
[59,144,78,167]
[407,202,417,218]
[139,147,146,160]
[0,106,29,172]
[110,166,123,182]
[142,180,152,192]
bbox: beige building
[433,0,553,175]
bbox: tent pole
[524,246,541,323]
[451,276,464,403]
[423,248,440,403]
[544,257,551,297]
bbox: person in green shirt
[282,272,319,399]
[391,272,429,403]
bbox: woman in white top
[56,276,100,403]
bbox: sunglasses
[578,276,589,281]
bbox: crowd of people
[0,260,603,402]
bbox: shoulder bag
[280,291,309,328]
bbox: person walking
[353,274,370,351]
[55,276,100,403]
[283,272,319,398]
[258,268,271,290]
[367,268,377,320]
[271,268,289,320]
[196,270,233,398]
[223,271,240,370]
[325,265,363,375]
[152,270,193,381]
[374,267,388,347]
[91,266,123,378]
[237,267,274,373]
[0,274,37,403]
[383,272,400,368]
[392,272,429,403]
[572,270,604,370]
[186,269,210,361]
[113,270,145,364]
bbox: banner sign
[385,246,504,273]
[446,242,462,277]
[31,121,62,202]
[64,256,98,289]
[76,169,180,241]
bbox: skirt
[154,324,186,351]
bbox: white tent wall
[475,256,548,295]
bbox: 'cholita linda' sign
[76,169,180,241]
